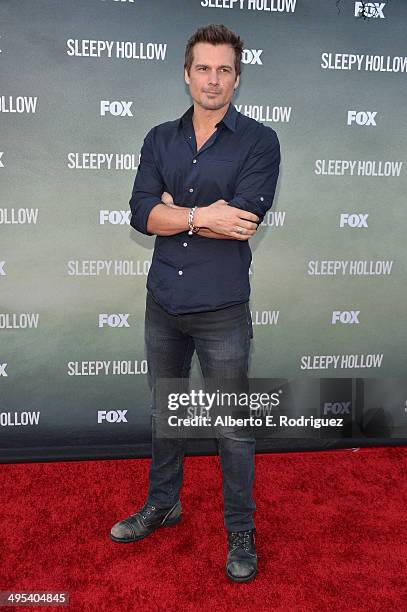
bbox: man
[110,24,280,583]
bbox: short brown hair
[184,24,244,77]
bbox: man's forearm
[147,201,231,238]
[198,228,234,240]
[165,202,233,239]
[146,197,256,240]
[146,202,190,235]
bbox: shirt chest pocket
[200,158,237,199]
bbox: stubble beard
[198,92,229,112]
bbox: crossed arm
[147,192,259,241]
[130,126,280,241]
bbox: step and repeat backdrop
[1,0,406,461]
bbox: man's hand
[195,199,259,241]
[161,191,177,208]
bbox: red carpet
[1,446,406,611]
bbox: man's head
[184,24,244,112]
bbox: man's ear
[184,68,190,85]
[234,74,240,90]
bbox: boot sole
[109,515,182,543]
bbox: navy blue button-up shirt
[129,102,280,315]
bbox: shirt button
[189,188,194,193]
[260,196,264,202]
[183,242,188,247]
[178,270,183,276]
[192,159,197,164]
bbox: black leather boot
[226,528,257,582]
[110,500,182,543]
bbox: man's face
[184,42,240,112]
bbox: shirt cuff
[228,195,266,224]
[130,196,161,236]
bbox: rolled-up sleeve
[228,127,281,224]
[129,127,164,236]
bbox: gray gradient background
[1,0,406,454]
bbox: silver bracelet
[188,206,200,235]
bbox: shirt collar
[180,102,237,133]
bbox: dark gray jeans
[144,291,256,532]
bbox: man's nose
[208,70,220,85]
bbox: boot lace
[131,503,156,520]
[229,530,252,552]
